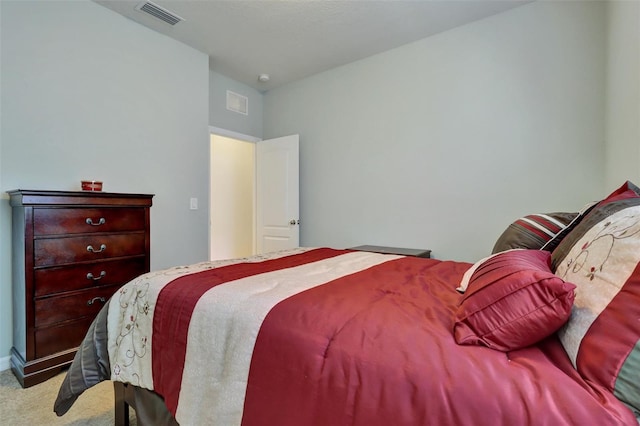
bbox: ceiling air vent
[135,1,184,26]
[226,91,249,115]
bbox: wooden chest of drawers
[8,190,153,387]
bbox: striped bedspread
[107,248,400,423]
[104,247,637,425]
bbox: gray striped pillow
[492,212,578,254]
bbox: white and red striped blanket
[88,247,637,425]
[107,248,402,424]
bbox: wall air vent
[226,91,249,115]
[135,1,184,26]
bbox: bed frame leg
[114,382,130,426]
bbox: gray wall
[209,70,264,139]
[0,1,210,363]
[605,0,640,188]
[264,0,608,262]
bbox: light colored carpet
[0,369,135,425]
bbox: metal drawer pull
[86,217,106,226]
[87,296,106,306]
[86,271,106,280]
[87,244,107,253]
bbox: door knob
[289,219,299,225]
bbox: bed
[54,181,640,425]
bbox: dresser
[8,190,153,387]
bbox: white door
[256,134,299,253]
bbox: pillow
[552,180,640,413]
[552,180,640,270]
[456,249,522,293]
[492,212,579,254]
[453,250,575,352]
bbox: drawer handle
[87,296,106,306]
[87,244,107,253]
[87,271,106,281]
[86,217,106,226]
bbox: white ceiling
[95,0,532,92]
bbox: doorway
[209,128,300,261]
[209,133,256,261]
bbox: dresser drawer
[33,207,146,236]
[35,285,117,328]
[34,233,146,267]
[35,317,94,359]
[34,257,146,297]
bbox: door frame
[209,126,260,260]
[209,126,261,144]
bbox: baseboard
[0,355,10,372]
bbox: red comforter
[55,248,636,425]
[148,248,634,425]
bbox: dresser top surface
[7,190,154,207]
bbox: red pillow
[453,250,575,351]
[595,180,640,204]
